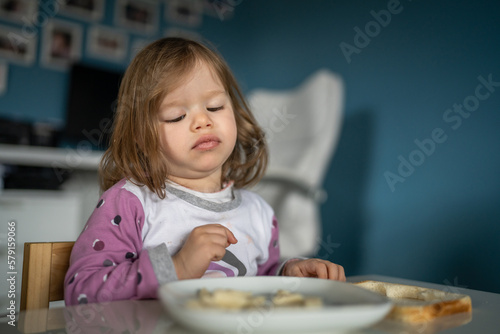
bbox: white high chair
[248,69,344,258]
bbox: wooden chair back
[20,242,74,311]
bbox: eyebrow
[206,90,227,98]
[200,90,227,102]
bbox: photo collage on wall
[0,0,212,79]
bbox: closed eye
[207,106,224,112]
[165,115,185,123]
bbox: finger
[315,263,329,279]
[212,224,238,246]
[211,247,226,261]
[196,224,238,246]
[327,263,345,281]
[325,263,339,280]
[292,266,306,277]
[338,265,346,281]
[284,261,303,277]
[296,261,316,277]
[311,261,333,279]
[291,260,322,277]
[224,227,238,245]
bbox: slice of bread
[353,280,472,323]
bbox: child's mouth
[193,135,221,150]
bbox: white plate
[159,276,392,333]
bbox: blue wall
[1,1,499,292]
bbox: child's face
[157,61,237,189]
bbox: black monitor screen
[63,64,123,150]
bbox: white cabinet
[0,144,102,311]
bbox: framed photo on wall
[59,0,105,21]
[0,0,38,24]
[166,0,203,28]
[114,0,159,34]
[41,19,82,70]
[87,25,128,62]
[0,24,37,65]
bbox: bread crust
[353,280,472,323]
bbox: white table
[13,275,500,333]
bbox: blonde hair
[99,37,268,198]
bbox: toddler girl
[64,37,345,305]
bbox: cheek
[227,113,238,142]
[158,126,179,157]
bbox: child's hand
[282,258,346,281]
[172,224,237,280]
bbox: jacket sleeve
[64,181,177,305]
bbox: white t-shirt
[123,180,280,278]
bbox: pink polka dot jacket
[64,179,282,305]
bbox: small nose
[192,110,213,130]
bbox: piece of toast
[353,280,472,323]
